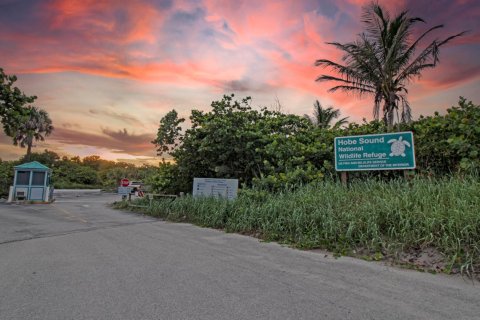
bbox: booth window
[16,171,30,185]
[32,172,46,186]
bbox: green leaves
[0,159,15,197]
[0,68,37,137]
[165,94,329,191]
[152,109,185,157]
[412,97,480,173]
[152,95,479,193]
[1,68,52,156]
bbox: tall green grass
[115,177,480,274]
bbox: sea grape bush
[149,96,479,193]
[159,94,332,192]
[412,97,480,174]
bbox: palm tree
[13,106,54,157]
[304,100,349,129]
[315,2,466,129]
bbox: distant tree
[19,149,59,167]
[315,2,466,129]
[53,161,100,187]
[152,109,185,157]
[70,156,81,164]
[82,155,104,170]
[83,155,119,171]
[0,68,37,136]
[304,100,349,129]
[115,161,136,170]
[12,106,54,157]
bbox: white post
[45,186,50,202]
[7,186,14,203]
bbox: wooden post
[341,172,348,187]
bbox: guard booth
[7,161,53,203]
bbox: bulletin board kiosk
[7,161,53,203]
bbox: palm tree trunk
[388,109,394,131]
[384,98,395,131]
[382,103,390,129]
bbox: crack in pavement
[0,219,160,246]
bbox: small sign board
[117,186,132,195]
[335,132,415,171]
[193,178,238,200]
[121,178,130,187]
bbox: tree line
[0,151,157,196]
[150,94,479,194]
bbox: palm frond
[398,30,466,83]
[394,24,444,70]
[328,85,375,95]
[333,117,349,129]
[315,75,376,91]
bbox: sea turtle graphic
[387,136,410,157]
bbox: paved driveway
[0,192,478,320]
[0,192,154,244]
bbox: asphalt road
[0,192,478,320]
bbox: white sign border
[334,131,416,171]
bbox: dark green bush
[0,159,15,197]
[412,97,480,174]
[155,96,480,192]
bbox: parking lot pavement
[0,191,154,244]
[1,192,479,320]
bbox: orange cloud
[51,127,154,156]
[47,0,161,44]
[0,0,478,160]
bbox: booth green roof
[14,161,50,170]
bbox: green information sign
[335,132,415,171]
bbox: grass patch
[113,177,480,277]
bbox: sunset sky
[1,0,479,164]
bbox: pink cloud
[51,127,155,156]
[46,0,162,44]
[0,0,478,159]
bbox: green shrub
[52,162,99,187]
[0,159,15,197]
[144,162,187,194]
[152,96,480,193]
[412,97,480,174]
